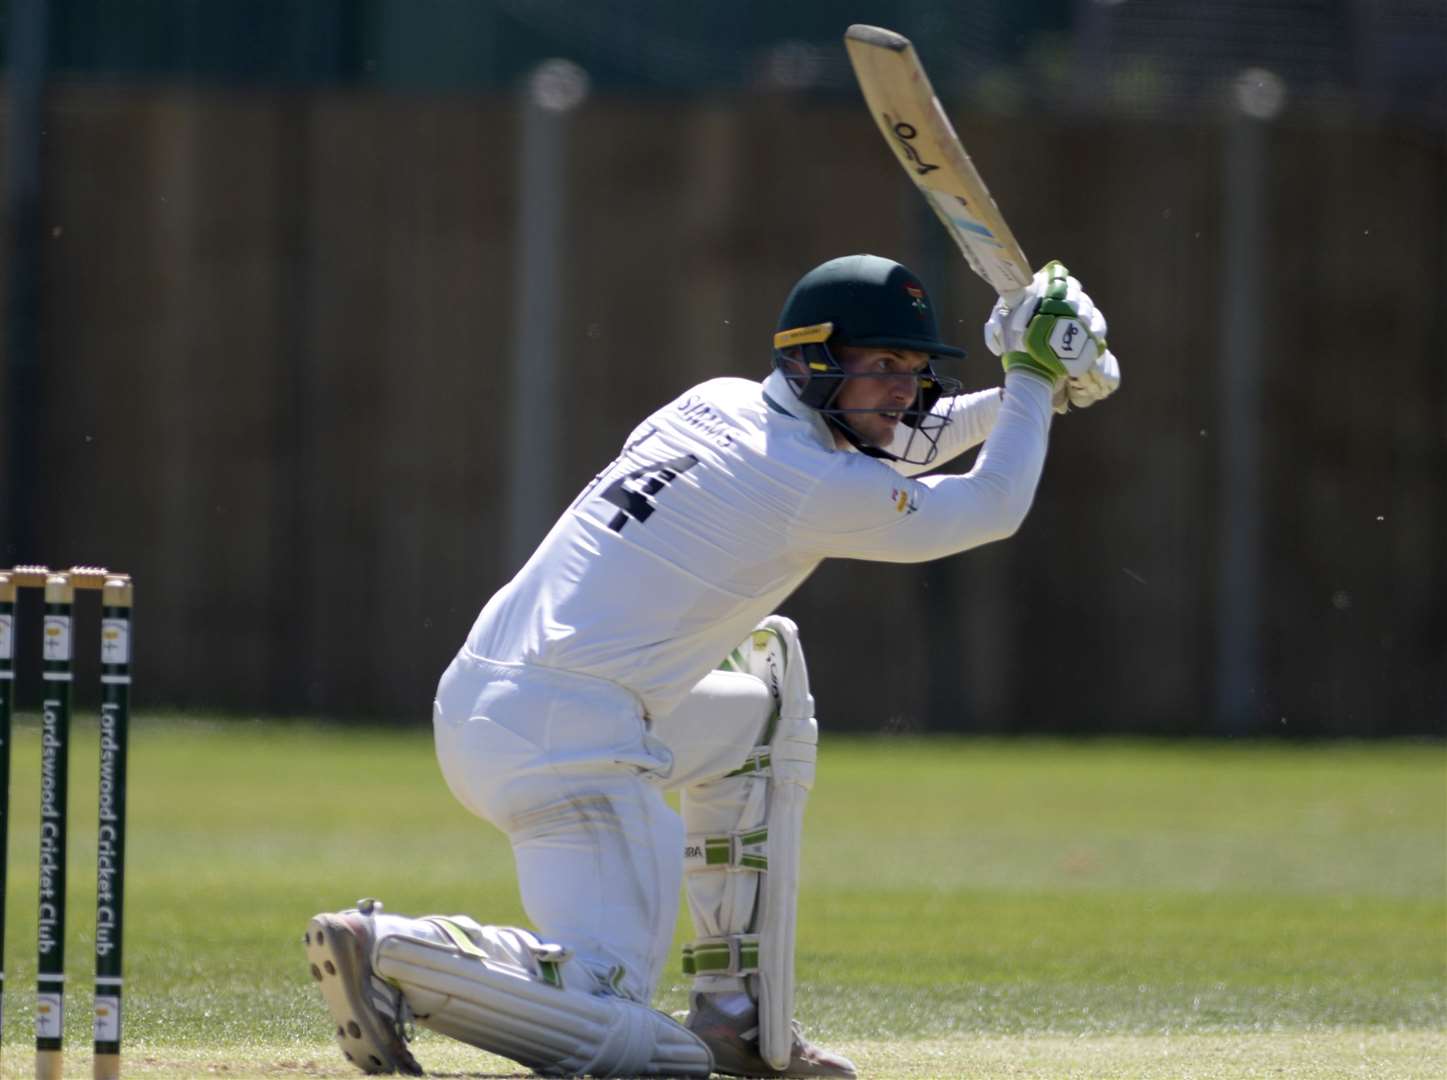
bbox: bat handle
[997,285,1030,310]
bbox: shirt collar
[761,369,839,451]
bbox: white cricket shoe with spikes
[304,900,422,1076]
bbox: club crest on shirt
[890,486,919,514]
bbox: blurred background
[1,0,1443,736]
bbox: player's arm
[795,266,1119,561]
[793,369,1052,562]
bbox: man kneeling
[304,255,1119,1075]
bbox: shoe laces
[368,972,416,1045]
[395,995,417,1045]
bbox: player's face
[832,346,931,449]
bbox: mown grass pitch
[0,719,1439,1078]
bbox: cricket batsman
[304,254,1120,1076]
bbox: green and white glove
[983,261,1120,410]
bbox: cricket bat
[844,24,1033,299]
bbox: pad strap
[681,934,760,976]
[725,747,771,777]
[426,918,569,989]
[683,828,768,874]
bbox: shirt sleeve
[789,372,1053,563]
[884,386,1004,477]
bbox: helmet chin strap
[822,413,897,461]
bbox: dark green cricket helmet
[772,254,965,464]
[774,254,966,359]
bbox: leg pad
[376,933,712,1077]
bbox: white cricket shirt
[465,369,1054,717]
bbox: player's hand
[984,261,1120,408]
[1061,347,1120,409]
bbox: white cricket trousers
[433,649,771,1004]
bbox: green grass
[0,719,1440,1077]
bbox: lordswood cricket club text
[0,567,132,1080]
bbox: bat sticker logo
[884,115,939,176]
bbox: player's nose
[888,373,916,402]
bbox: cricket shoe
[685,992,857,1078]
[304,900,423,1075]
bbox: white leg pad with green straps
[375,918,713,1078]
[681,615,817,1071]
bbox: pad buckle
[526,941,571,989]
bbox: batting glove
[984,261,1120,410]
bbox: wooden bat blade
[845,24,1032,296]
